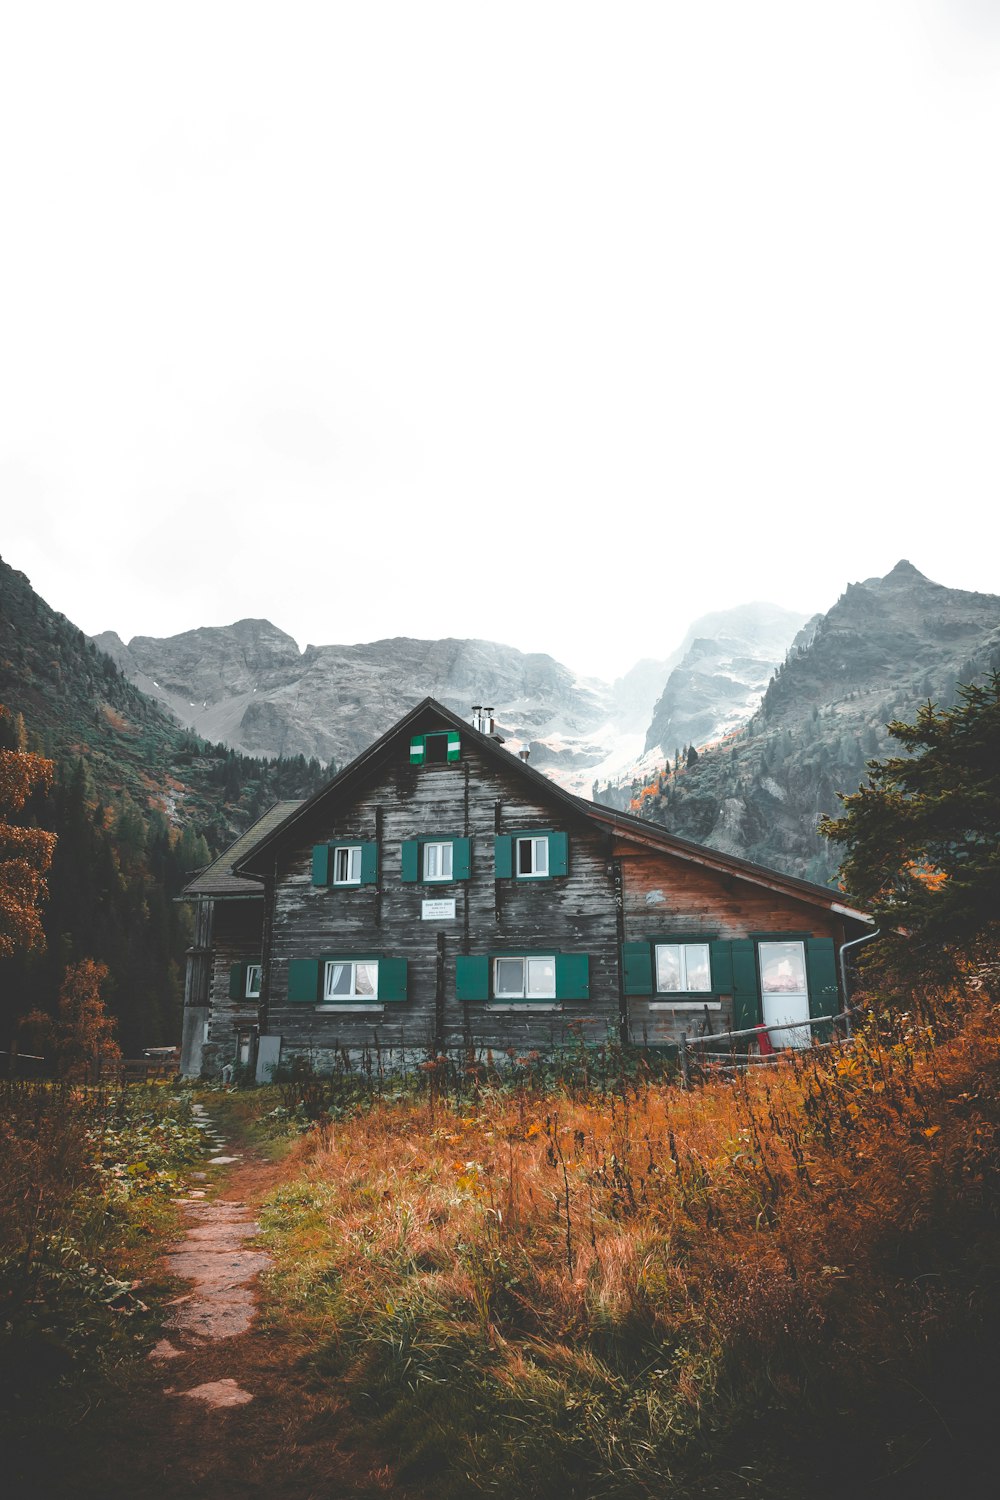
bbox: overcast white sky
[2,1,999,681]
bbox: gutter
[838,927,882,1034]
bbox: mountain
[625,562,1000,882]
[95,606,807,799]
[95,623,629,779]
[0,556,331,844]
[643,602,812,758]
[590,603,810,805]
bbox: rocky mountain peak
[643,602,809,758]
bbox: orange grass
[259,998,1000,1498]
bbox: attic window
[410,732,461,766]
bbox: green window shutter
[311,844,331,886]
[400,840,420,882]
[452,837,471,880]
[287,959,322,1004]
[456,955,490,1002]
[547,831,569,877]
[494,835,513,879]
[709,940,734,994]
[377,958,408,1002]
[806,937,839,1038]
[446,731,461,762]
[555,953,589,1001]
[622,942,653,996]
[731,940,760,1033]
[228,962,247,1001]
[409,735,425,765]
[360,842,379,885]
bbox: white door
[759,941,811,1049]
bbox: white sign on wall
[421,898,456,920]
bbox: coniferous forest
[0,555,333,1057]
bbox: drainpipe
[838,928,881,1035]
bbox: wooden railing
[678,1011,854,1085]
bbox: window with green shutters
[409,731,461,766]
[494,830,569,880]
[621,938,730,999]
[228,961,262,1001]
[400,836,472,884]
[311,841,378,887]
[455,951,589,1004]
[286,955,408,1005]
[620,935,841,1039]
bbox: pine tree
[820,673,1000,979]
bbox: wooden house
[179,698,873,1079]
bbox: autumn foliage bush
[259,996,1000,1499]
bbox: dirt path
[22,1107,406,1500]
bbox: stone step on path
[149,1109,266,1409]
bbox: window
[495,830,568,879]
[410,731,461,765]
[401,836,470,883]
[455,952,589,1003]
[423,842,453,881]
[324,959,379,1001]
[517,836,549,878]
[333,845,362,885]
[621,938,724,998]
[312,842,378,887]
[228,960,263,1003]
[655,943,711,993]
[288,955,408,1004]
[494,955,556,1000]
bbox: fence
[2,1051,180,1084]
[678,1010,855,1085]
[0,1048,48,1079]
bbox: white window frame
[654,942,712,994]
[245,964,262,1000]
[423,841,453,882]
[492,955,556,1000]
[516,835,549,878]
[323,959,379,1001]
[332,845,363,886]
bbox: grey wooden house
[179,698,872,1079]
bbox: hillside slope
[0,556,330,844]
[627,562,1000,882]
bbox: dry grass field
[249,994,1000,1498]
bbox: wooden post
[434,932,446,1056]
[679,1031,689,1088]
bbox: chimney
[471,704,503,740]
[518,747,530,764]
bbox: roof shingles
[182,800,303,898]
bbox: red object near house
[755,1024,777,1056]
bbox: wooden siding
[617,843,848,1046]
[267,741,622,1061]
[205,900,265,1067]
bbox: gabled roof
[182,800,304,898]
[230,698,871,925]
